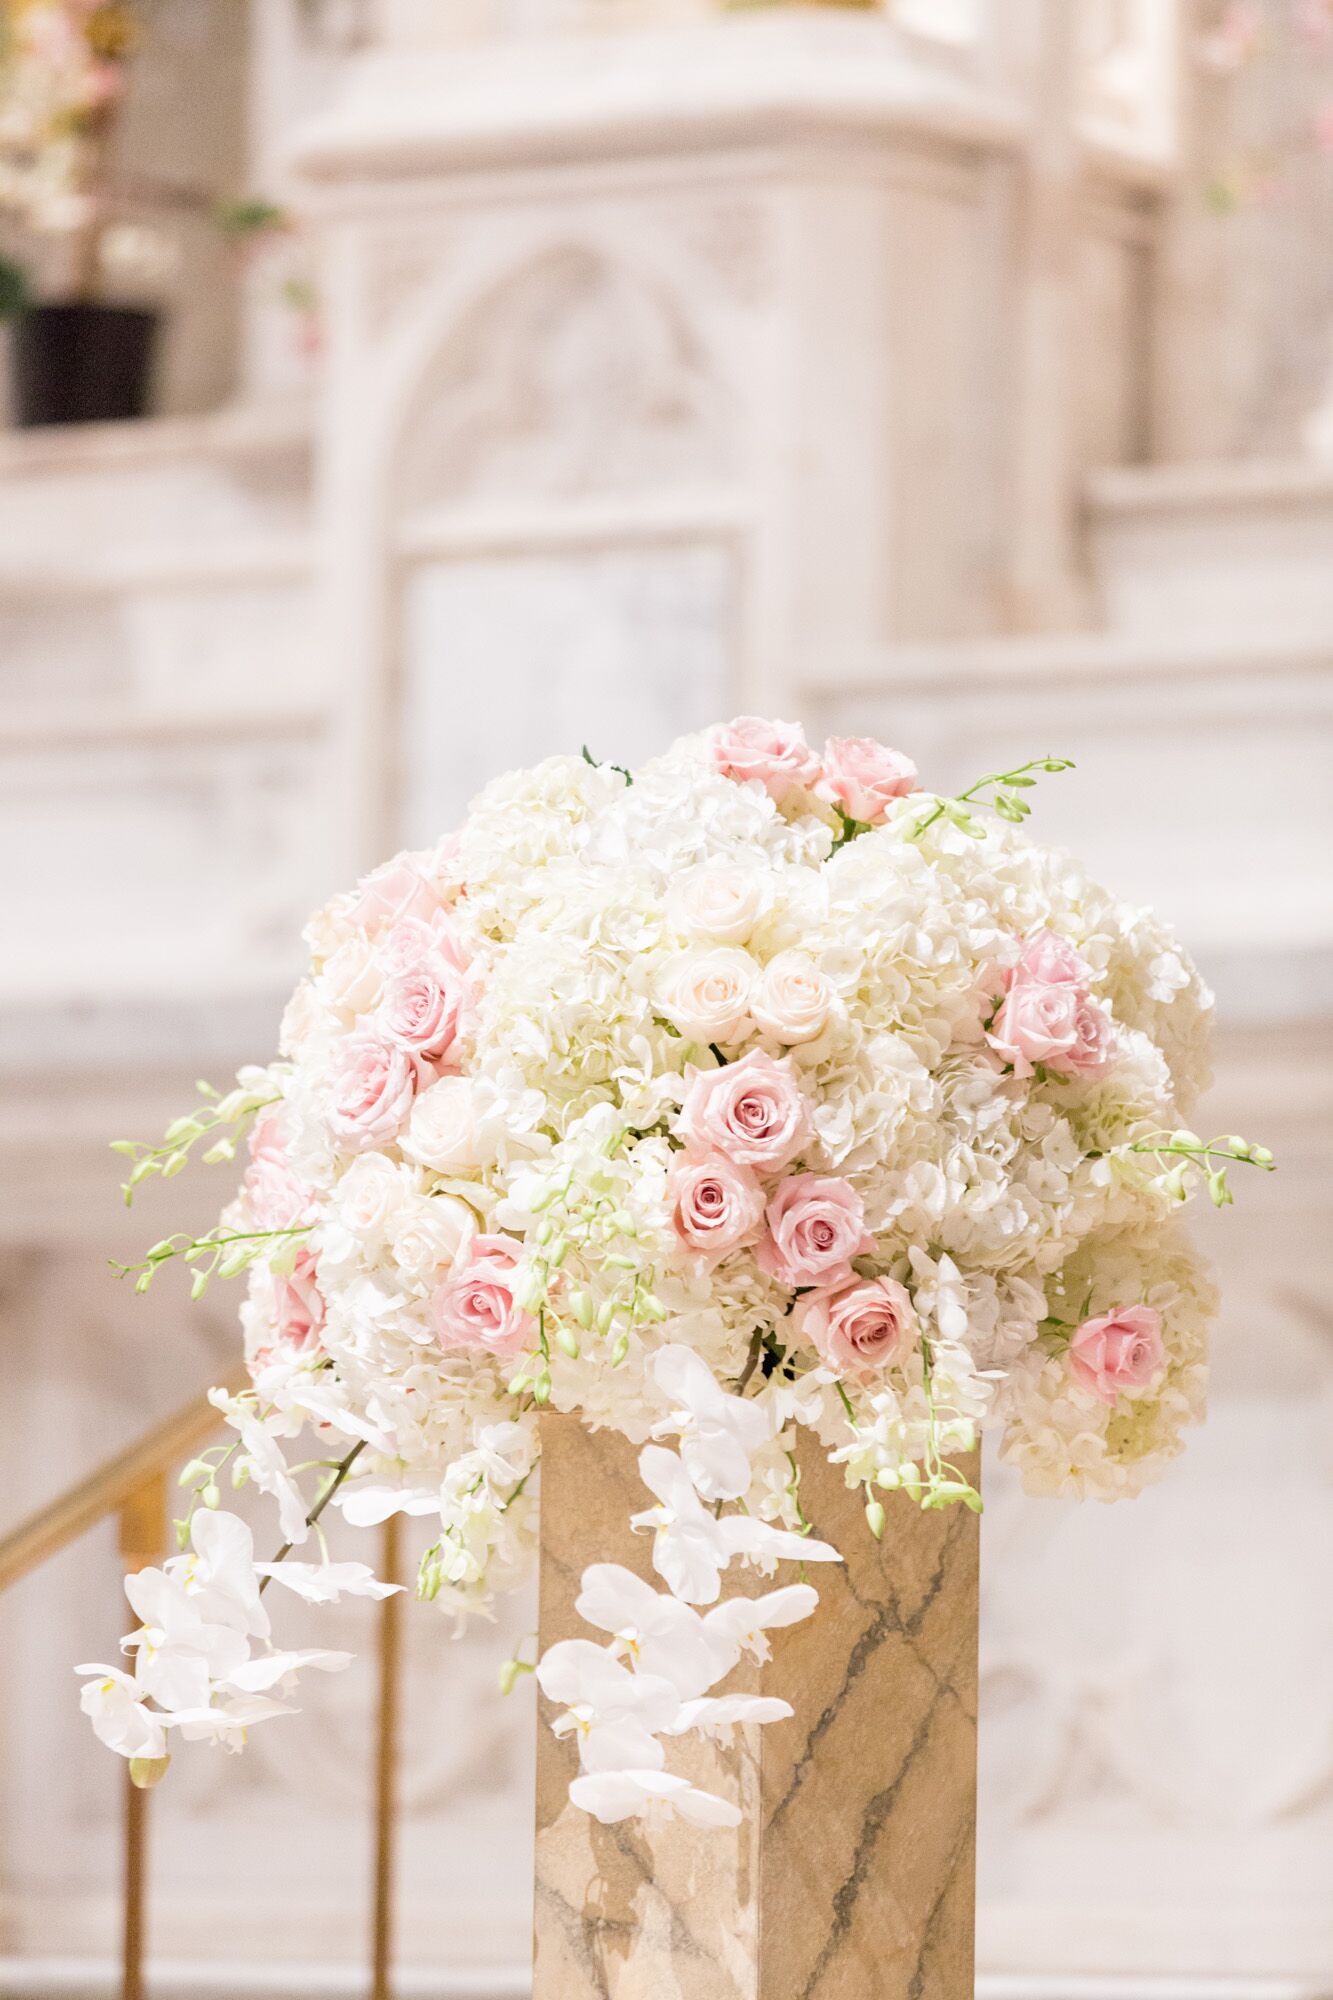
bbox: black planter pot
[10,301,159,428]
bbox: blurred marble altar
[1,1,1330,1993]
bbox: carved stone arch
[388,240,738,513]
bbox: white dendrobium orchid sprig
[85,716,1267,1822]
[78,1508,380,1782]
[533,1346,837,1826]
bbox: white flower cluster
[90,719,1264,1823]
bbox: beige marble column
[534,1416,979,2000]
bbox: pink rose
[710,716,821,801]
[379,913,468,981]
[677,1050,812,1174]
[1012,930,1090,987]
[667,1152,766,1266]
[348,855,446,935]
[1068,1304,1164,1405]
[272,1250,325,1353]
[431,1234,534,1359]
[795,1275,918,1377]
[243,1118,311,1231]
[757,1174,873,1289]
[987,982,1114,1080]
[817,735,918,823]
[325,1033,421,1151]
[380,963,467,1065]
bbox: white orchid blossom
[76,1665,167,1761]
[170,1509,270,1640]
[573,1563,732,1700]
[668,1694,793,1737]
[703,1583,820,1669]
[631,1446,840,1606]
[221,1403,310,1546]
[222,1647,352,1693]
[158,1693,297,1749]
[122,1569,252,1713]
[569,1768,743,1829]
[648,1345,772,1501]
[535,1639,682,1774]
[103,1510,351,1747]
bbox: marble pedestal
[534,1417,979,2000]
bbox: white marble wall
[1,3,1331,1993]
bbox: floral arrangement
[79,719,1272,1827]
[0,1,135,250]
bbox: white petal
[719,1519,842,1566]
[651,1524,723,1606]
[569,1769,691,1824]
[223,1648,352,1692]
[581,1717,666,1774]
[253,1561,401,1604]
[672,1783,743,1829]
[573,1563,660,1636]
[335,1483,439,1528]
[670,1694,793,1735]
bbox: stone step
[1086,457,1333,643]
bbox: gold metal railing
[0,1374,404,2000]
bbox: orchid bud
[129,1756,171,1791]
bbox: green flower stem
[907,757,1074,844]
[734,1329,765,1397]
[112,1081,281,1205]
[113,1225,312,1295]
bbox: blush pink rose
[1068,1304,1164,1405]
[379,913,468,981]
[817,735,918,823]
[795,1275,918,1377]
[379,962,467,1065]
[431,1234,534,1359]
[348,855,446,935]
[710,716,821,800]
[757,1174,873,1289]
[243,1119,311,1231]
[667,1152,766,1266]
[1012,930,1090,987]
[677,1050,812,1174]
[325,1033,421,1151]
[272,1250,325,1353]
[987,982,1114,1080]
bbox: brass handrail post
[371,1512,403,2000]
[118,1473,167,2000]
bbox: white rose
[666,864,768,944]
[279,980,323,1059]
[331,1153,407,1244]
[751,950,834,1044]
[390,1193,476,1290]
[656,947,756,1043]
[402,1076,484,1172]
[320,935,384,1019]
